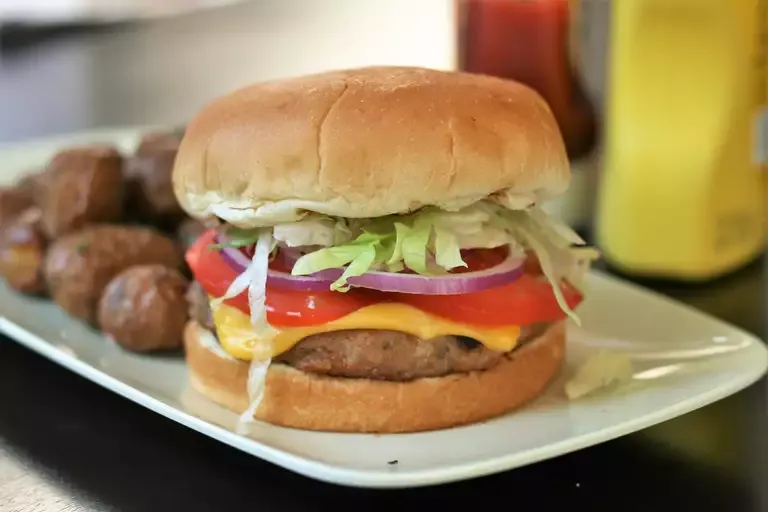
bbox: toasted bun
[173,66,569,228]
[183,320,565,433]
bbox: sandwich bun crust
[173,66,570,227]
[183,320,566,433]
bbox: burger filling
[187,280,549,380]
[185,201,597,385]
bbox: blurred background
[0,0,765,281]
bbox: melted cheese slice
[211,301,521,361]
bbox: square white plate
[1,129,766,488]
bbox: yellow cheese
[211,302,521,361]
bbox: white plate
[1,129,767,488]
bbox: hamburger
[173,66,598,433]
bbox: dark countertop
[0,2,766,511]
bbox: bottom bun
[183,320,565,433]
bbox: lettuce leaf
[487,205,599,325]
[290,213,470,290]
[272,216,353,247]
[334,244,378,291]
[291,231,400,291]
[217,215,353,250]
[210,227,263,250]
[386,222,410,269]
[433,226,466,270]
[400,215,432,274]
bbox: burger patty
[276,326,547,381]
[277,330,504,380]
[187,280,548,381]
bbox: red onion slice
[219,245,335,291]
[343,253,525,294]
[219,244,525,295]
[265,268,342,291]
[219,245,252,269]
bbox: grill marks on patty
[187,280,548,381]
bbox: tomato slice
[186,230,378,327]
[399,249,582,326]
[400,273,582,326]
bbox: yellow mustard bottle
[596,0,767,280]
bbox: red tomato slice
[400,273,583,326]
[401,249,582,326]
[186,230,378,327]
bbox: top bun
[172,66,569,227]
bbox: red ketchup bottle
[457,0,596,162]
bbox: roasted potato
[134,131,181,156]
[14,169,44,205]
[123,148,185,229]
[44,225,183,324]
[0,208,48,294]
[0,187,33,227]
[36,145,124,238]
[98,264,189,352]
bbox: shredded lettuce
[209,226,263,250]
[433,226,466,270]
[235,355,271,436]
[211,229,275,335]
[218,215,352,250]
[487,205,599,325]
[290,212,474,290]
[335,244,378,291]
[217,229,275,435]
[272,216,352,247]
[515,216,579,323]
[247,231,275,332]
[386,222,410,271]
[400,216,432,274]
[291,232,391,291]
